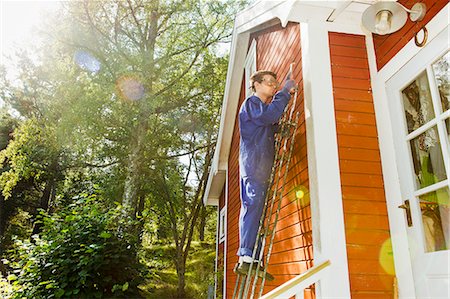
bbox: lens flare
[74,50,101,74]
[116,76,145,101]
[294,185,310,208]
[379,238,395,275]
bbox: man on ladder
[234,70,296,281]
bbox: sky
[0,0,62,108]
[0,0,61,66]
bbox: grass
[138,241,216,299]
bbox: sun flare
[0,1,60,64]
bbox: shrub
[4,195,142,299]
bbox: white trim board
[223,166,228,299]
[301,21,351,299]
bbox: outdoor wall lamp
[362,1,427,35]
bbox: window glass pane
[420,187,450,252]
[402,72,435,133]
[446,118,450,143]
[432,51,450,113]
[409,126,447,189]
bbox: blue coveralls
[237,90,291,258]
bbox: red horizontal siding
[330,32,395,298]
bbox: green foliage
[139,241,215,299]
[0,0,253,297]
[4,195,142,299]
[0,118,61,199]
[1,209,33,251]
[0,109,18,151]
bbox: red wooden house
[203,1,449,298]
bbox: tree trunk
[32,178,54,235]
[122,133,144,213]
[198,204,207,242]
[0,196,5,238]
[0,259,6,277]
[176,250,186,298]
[136,192,146,245]
[122,0,158,216]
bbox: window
[219,207,226,244]
[401,50,450,252]
[244,39,257,98]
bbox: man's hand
[282,76,297,95]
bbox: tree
[0,119,64,232]
[0,0,248,297]
[56,0,241,217]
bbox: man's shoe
[233,262,274,281]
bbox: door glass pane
[432,51,450,113]
[409,126,447,189]
[420,187,450,252]
[402,72,435,133]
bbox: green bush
[4,195,142,299]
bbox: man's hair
[250,70,277,92]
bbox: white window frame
[219,206,226,244]
[244,39,257,98]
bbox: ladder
[233,63,301,299]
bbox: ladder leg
[232,273,241,299]
[237,274,246,299]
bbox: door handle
[398,199,413,227]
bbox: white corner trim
[214,204,220,298]
[301,21,351,299]
[223,166,228,299]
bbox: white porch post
[301,22,351,299]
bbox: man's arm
[245,90,291,126]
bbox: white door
[386,26,450,298]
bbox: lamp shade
[362,1,408,35]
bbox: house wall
[329,32,395,299]
[225,73,246,298]
[373,0,448,70]
[225,22,313,298]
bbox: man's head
[250,70,279,102]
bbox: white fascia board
[203,23,249,206]
[235,1,335,34]
[215,29,249,172]
[202,165,221,206]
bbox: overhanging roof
[203,0,374,206]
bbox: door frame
[365,4,449,298]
